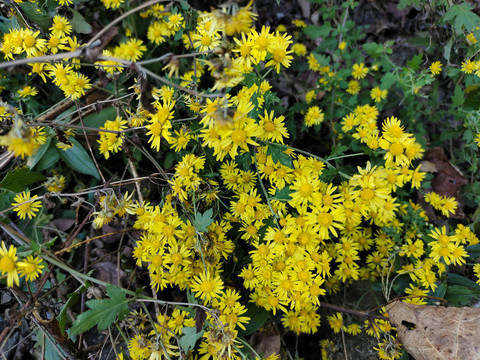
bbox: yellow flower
[429,61,442,76]
[351,63,369,79]
[327,312,345,333]
[474,263,480,285]
[291,43,307,56]
[17,85,38,97]
[304,106,324,126]
[101,0,125,9]
[49,16,72,38]
[12,191,42,220]
[258,109,289,144]
[338,41,346,50]
[18,255,44,281]
[43,173,66,192]
[346,80,360,95]
[191,271,224,303]
[292,19,306,28]
[370,86,388,102]
[461,59,475,74]
[0,242,19,287]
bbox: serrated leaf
[59,138,100,180]
[312,53,331,67]
[381,72,396,89]
[71,10,92,34]
[179,327,204,352]
[271,186,292,202]
[443,3,480,35]
[194,209,213,233]
[327,144,349,159]
[267,145,292,167]
[0,168,45,192]
[69,285,130,337]
[407,54,423,70]
[236,151,252,170]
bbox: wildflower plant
[2,0,480,359]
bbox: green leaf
[447,273,480,290]
[443,274,480,306]
[303,24,332,38]
[427,281,447,305]
[381,72,396,89]
[83,107,116,129]
[59,138,100,180]
[0,168,45,192]
[194,209,214,233]
[58,290,81,335]
[466,243,480,259]
[35,143,61,171]
[407,54,423,70]
[18,2,50,30]
[179,327,204,352]
[267,145,293,167]
[312,53,331,67]
[270,186,292,202]
[27,137,51,169]
[238,303,269,337]
[69,285,130,337]
[327,144,349,159]
[362,42,383,58]
[71,10,92,34]
[452,84,465,106]
[443,3,480,35]
[236,151,252,170]
[443,285,480,306]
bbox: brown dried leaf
[420,147,467,219]
[424,148,467,197]
[386,300,480,360]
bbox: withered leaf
[195,307,207,333]
[386,300,480,360]
[424,148,467,198]
[420,147,467,219]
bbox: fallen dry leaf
[419,147,467,219]
[385,300,480,360]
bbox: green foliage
[59,138,100,180]
[5,0,480,359]
[69,285,130,337]
[179,327,204,352]
[0,168,45,192]
[194,209,214,233]
[443,3,480,35]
